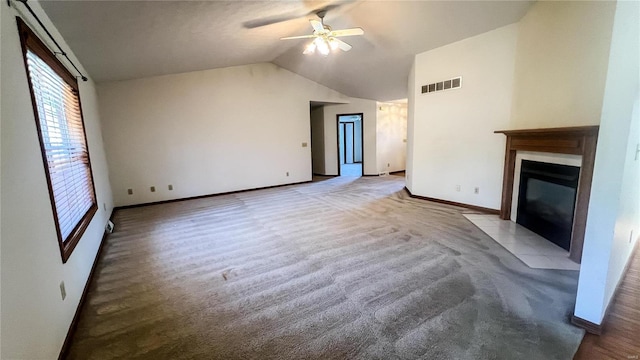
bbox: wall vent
[421,76,462,94]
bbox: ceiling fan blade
[280,35,316,40]
[330,28,364,37]
[243,1,357,29]
[243,12,305,29]
[310,19,325,33]
[332,38,352,51]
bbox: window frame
[17,17,98,263]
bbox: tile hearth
[464,214,580,271]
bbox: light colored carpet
[340,163,363,177]
[67,175,584,360]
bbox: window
[18,18,97,263]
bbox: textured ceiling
[39,0,533,101]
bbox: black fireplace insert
[516,160,580,251]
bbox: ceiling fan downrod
[316,10,327,26]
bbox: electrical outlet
[302,142,308,147]
[127,188,133,195]
[286,172,289,177]
[60,281,66,300]
[150,186,156,192]
[168,184,173,190]
[387,163,390,167]
[474,187,479,194]
[455,185,461,192]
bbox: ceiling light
[281,11,364,56]
[303,42,316,55]
[329,38,339,51]
[315,37,330,56]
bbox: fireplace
[516,160,580,251]
[494,126,599,263]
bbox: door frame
[336,113,364,176]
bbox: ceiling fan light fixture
[329,38,339,51]
[282,11,363,56]
[303,42,316,55]
[316,38,330,56]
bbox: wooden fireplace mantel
[495,126,599,263]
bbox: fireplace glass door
[516,160,580,251]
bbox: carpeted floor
[66,175,584,360]
[340,163,363,177]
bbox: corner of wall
[509,0,616,129]
[574,0,639,326]
[0,1,4,355]
[405,58,416,192]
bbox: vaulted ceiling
[39,0,534,101]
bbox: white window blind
[26,49,96,243]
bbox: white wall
[376,101,407,174]
[322,98,378,175]
[0,1,114,358]
[407,24,518,209]
[574,0,640,325]
[310,106,325,174]
[406,1,618,209]
[510,1,616,129]
[0,2,4,354]
[406,62,416,190]
[98,63,349,206]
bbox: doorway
[337,113,363,177]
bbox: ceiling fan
[280,10,364,56]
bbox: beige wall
[510,1,616,128]
[0,4,4,354]
[0,1,114,358]
[407,1,618,209]
[310,106,326,174]
[0,5,4,353]
[322,98,379,176]
[376,102,407,174]
[408,24,518,209]
[575,0,639,325]
[406,62,416,190]
[98,63,349,206]
[315,99,406,177]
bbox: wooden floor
[574,244,640,359]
